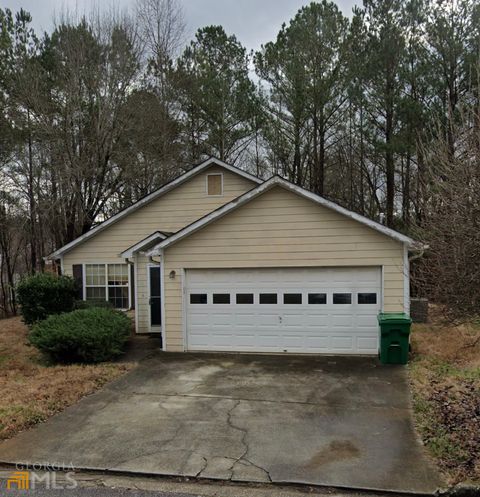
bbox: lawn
[409,317,480,485]
[0,316,133,441]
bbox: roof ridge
[147,175,415,254]
[47,157,262,259]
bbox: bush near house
[0,317,132,441]
[29,308,131,363]
[16,273,77,325]
[74,299,113,310]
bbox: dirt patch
[409,318,480,485]
[306,440,360,468]
[0,316,133,441]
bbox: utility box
[377,313,412,365]
[410,298,429,323]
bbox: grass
[409,315,480,485]
[0,316,133,441]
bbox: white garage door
[185,267,382,355]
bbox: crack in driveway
[225,400,272,482]
[128,390,409,412]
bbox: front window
[85,263,129,309]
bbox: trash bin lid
[377,312,412,324]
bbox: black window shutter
[72,264,83,300]
[130,264,135,309]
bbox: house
[47,157,416,355]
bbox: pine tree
[175,26,259,164]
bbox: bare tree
[136,0,185,71]
[414,105,480,321]
[39,12,142,243]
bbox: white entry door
[185,267,382,355]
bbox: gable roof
[120,231,172,258]
[47,157,262,260]
[147,175,416,255]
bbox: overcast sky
[2,0,360,51]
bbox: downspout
[406,244,428,318]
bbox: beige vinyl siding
[62,166,255,332]
[163,186,406,351]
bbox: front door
[149,266,162,330]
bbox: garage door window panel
[284,293,302,304]
[190,294,207,304]
[333,293,352,304]
[260,293,277,304]
[308,293,327,304]
[236,293,254,304]
[358,293,377,304]
[213,293,230,304]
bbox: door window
[149,266,162,326]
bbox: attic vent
[207,173,223,196]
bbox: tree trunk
[385,76,395,227]
[27,110,37,273]
[317,108,325,195]
[403,154,411,227]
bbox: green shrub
[16,273,77,325]
[74,299,113,310]
[29,308,131,363]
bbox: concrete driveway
[0,353,442,494]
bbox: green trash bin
[377,312,412,364]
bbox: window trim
[83,263,131,310]
[206,173,224,196]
